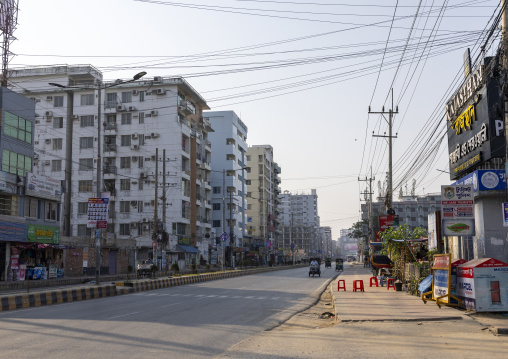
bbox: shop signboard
[26,173,62,201]
[457,258,508,312]
[178,237,191,245]
[376,215,399,240]
[87,197,109,228]
[26,224,60,244]
[0,221,27,242]
[441,185,475,236]
[503,203,508,227]
[453,169,506,192]
[446,58,505,180]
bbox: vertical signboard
[87,198,109,229]
[503,203,508,227]
[441,185,475,236]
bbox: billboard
[441,185,475,236]
[446,58,505,180]
[453,169,506,192]
[26,173,62,201]
[376,215,399,240]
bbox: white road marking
[107,312,139,320]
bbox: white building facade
[206,111,248,264]
[9,65,213,269]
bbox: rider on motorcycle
[310,258,318,268]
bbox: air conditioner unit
[142,218,149,223]
[35,119,40,124]
[151,132,160,138]
[72,115,79,120]
[140,172,147,178]
[46,96,53,101]
[132,112,138,118]
[46,117,52,122]
[130,201,137,207]
[151,155,156,161]
[150,110,158,116]
[132,90,139,95]
[156,88,166,95]
[130,222,138,228]
[45,111,53,117]
[44,139,51,144]
[128,105,136,111]
[116,105,126,112]
[44,160,50,166]
[132,156,138,162]
[33,154,39,160]
[153,76,162,82]
[143,224,150,231]
[131,145,139,150]
[145,91,152,96]
[131,133,138,139]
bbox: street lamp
[49,71,146,285]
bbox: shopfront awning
[176,245,200,253]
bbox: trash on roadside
[417,322,422,325]
[321,312,335,319]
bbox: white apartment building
[205,111,248,264]
[9,65,213,269]
[279,189,320,259]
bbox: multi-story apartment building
[245,145,281,261]
[206,111,248,265]
[361,193,442,233]
[320,226,332,258]
[0,87,64,281]
[9,65,213,273]
[279,189,320,260]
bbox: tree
[349,219,368,240]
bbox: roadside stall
[456,258,508,312]
[422,254,463,307]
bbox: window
[53,117,63,129]
[78,180,93,192]
[138,156,144,168]
[139,134,145,146]
[4,111,32,143]
[81,94,94,106]
[53,96,64,107]
[137,201,144,213]
[246,180,251,185]
[120,201,130,213]
[246,155,251,161]
[120,223,130,235]
[213,203,221,210]
[80,115,94,127]
[46,202,58,220]
[121,92,132,103]
[106,93,117,108]
[2,150,32,175]
[121,113,132,125]
[51,160,62,172]
[139,112,145,124]
[247,204,252,210]
[106,114,116,123]
[77,202,88,214]
[120,157,131,169]
[52,138,63,150]
[24,197,37,218]
[139,91,145,102]
[213,186,221,194]
[247,192,252,197]
[77,224,91,237]
[245,167,251,173]
[212,220,221,228]
[80,137,94,149]
[258,155,263,162]
[120,179,131,191]
[121,135,131,146]
[79,158,93,171]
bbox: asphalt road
[0,265,338,359]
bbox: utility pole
[222,169,225,270]
[162,149,166,271]
[358,168,375,254]
[95,82,102,285]
[154,148,158,266]
[229,189,234,267]
[503,1,508,180]
[369,89,399,213]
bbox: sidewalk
[332,263,508,334]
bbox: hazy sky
[9,0,500,239]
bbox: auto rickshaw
[335,258,343,272]
[325,258,332,268]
